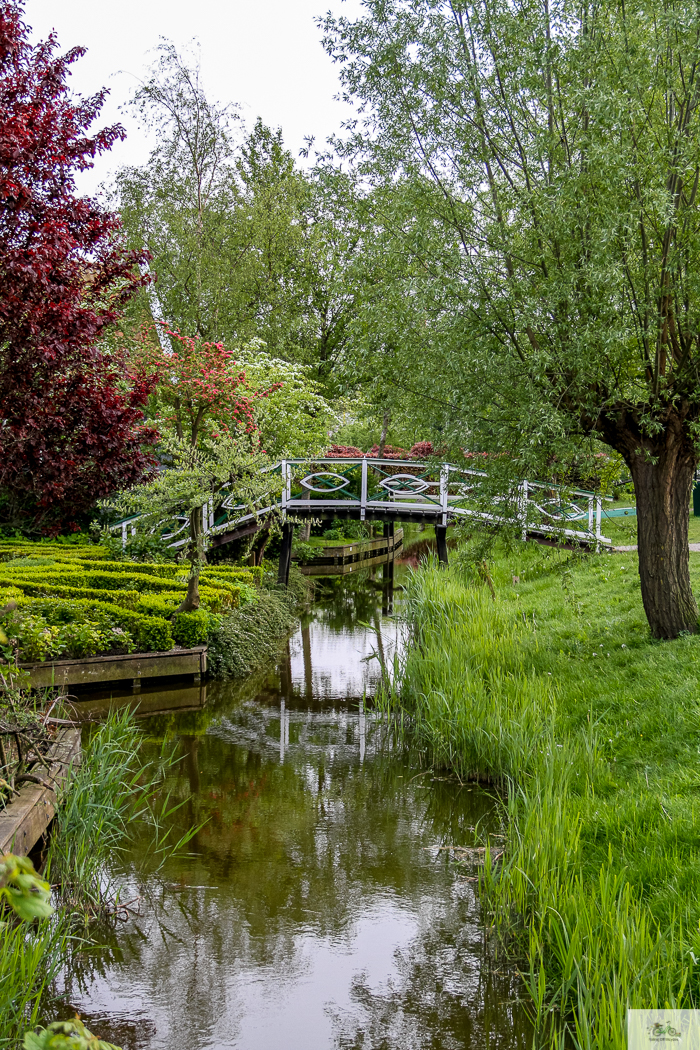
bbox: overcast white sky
[23,0,364,196]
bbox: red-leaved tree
[0,3,157,532]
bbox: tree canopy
[322,0,700,637]
[0,2,157,533]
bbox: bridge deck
[111,458,612,569]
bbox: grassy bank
[207,565,307,678]
[385,547,700,1048]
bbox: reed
[0,921,68,1046]
[0,708,191,1042]
[384,553,700,1048]
[47,708,198,919]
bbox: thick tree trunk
[628,446,698,639]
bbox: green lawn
[388,543,700,1047]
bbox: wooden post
[278,521,294,586]
[360,458,368,520]
[435,525,449,566]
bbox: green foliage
[47,708,199,919]
[322,0,700,455]
[386,552,700,1045]
[103,433,276,612]
[99,528,177,564]
[0,920,67,1045]
[0,547,261,657]
[171,607,213,648]
[4,599,174,657]
[23,1017,120,1050]
[115,44,364,387]
[207,587,299,678]
[322,0,700,637]
[292,541,316,565]
[1,610,135,663]
[0,853,52,922]
[0,708,190,1048]
[237,345,336,456]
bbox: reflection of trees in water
[328,899,532,1050]
[313,572,387,629]
[54,717,512,1049]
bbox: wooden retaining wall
[0,726,81,855]
[298,528,403,576]
[21,646,207,690]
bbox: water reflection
[51,569,532,1050]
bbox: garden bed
[0,540,261,665]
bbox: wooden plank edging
[20,646,207,689]
[0,726,81,856]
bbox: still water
[55,567,532,1050]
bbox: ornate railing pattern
[110,458,612,550]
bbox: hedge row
[0,545,262,658]
[10,596,212,652]
[0,568,244,604]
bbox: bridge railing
[108,457,612,550]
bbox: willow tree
[324,0,700,638]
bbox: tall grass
[0,921,68,1046]
[47,708,198,918]
[0,708,193,1043]
[384,557,700,1048]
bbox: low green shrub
[293,541,317,564]
[19,598,174,654]
[322,518,370,541]
[0,608,136,662]
[0,580,142,609]
[172,608,214,647]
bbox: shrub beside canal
[386,550,700,1048]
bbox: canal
[53,563,532,1049]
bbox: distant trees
[0,1,157,533]
[116,43,365,387]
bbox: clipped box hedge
[16,596,175,653]
[0,543,261,659]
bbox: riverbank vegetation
[0,703,188,1046]
[385,548,700,1046]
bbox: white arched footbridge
[112,457,619,583]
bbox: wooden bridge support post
[382,520,396,593]
[435,525,449,567]
[278,522,294,586]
